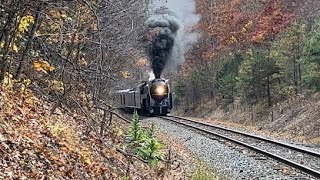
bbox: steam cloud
[146,0,200,79]
[146,15,180,79]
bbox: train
[113,78,173,116]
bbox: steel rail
[166,115,320,158]
[160,116,320,178]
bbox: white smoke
[148,71,155,81]
[149,0,200,73]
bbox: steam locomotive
[113,78,173,116]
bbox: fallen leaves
[0,81,109,179]
[32,60,55,73]
[0,79,179,179]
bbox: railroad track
[160,115,320,178]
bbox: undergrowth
[0,75,151,178]
[191,165,218,180]
[126,111,163,167]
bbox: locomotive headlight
[150,80,169,102]
[155,86,166,95]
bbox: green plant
[191,167,215,180]
[126,110,146,144]
[146,123,156,138]
[136,137,163,166]
[122,176,129,180]
[125,111,163,167]
[302,20,320,91]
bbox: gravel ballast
[144,117,315,179]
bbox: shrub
[126,110,163,166]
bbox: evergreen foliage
[136,137,163,166]
[270,22,306,97]
[177,19,320,112]
[126,111,145,144]
[217,53,244,108]
[303,20,320,91]
[237,49,279,106]
[126,111,163,166]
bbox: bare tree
[0,0,148,135]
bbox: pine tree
[217,53,244,109]
[137,137,163,166]
[125,111,163,166]
[303,20,320,91]
[126,110,145,144]
[237,49,279,107]
[270,22,306,97]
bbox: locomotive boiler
[113,78,173,116]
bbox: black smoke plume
[146,16,180,79]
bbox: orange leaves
[32,60,55,73]
[79,148,92,165]
[184,0,297,75]
[191,0,296,65]
[46,121,93,166]
[194,0,251,53]
[250,0,294,43]
[251,31,267,43]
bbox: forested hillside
[175,0,320,141]
[0,0,186,179]
[1,0,320,178]
[0,0,147,109]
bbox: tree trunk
[298,62,302,92]
[293,57,298,95]
[267,76,271,107]
[0,1,21,82]
[15,1,43,80]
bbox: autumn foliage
[186,0,294,66]
[0,77,115,178]
[177,0,320,123]
[250,0,294,43]
[2,74,189,179]
[0,0,178,179]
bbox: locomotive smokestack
[146,15,180,79]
